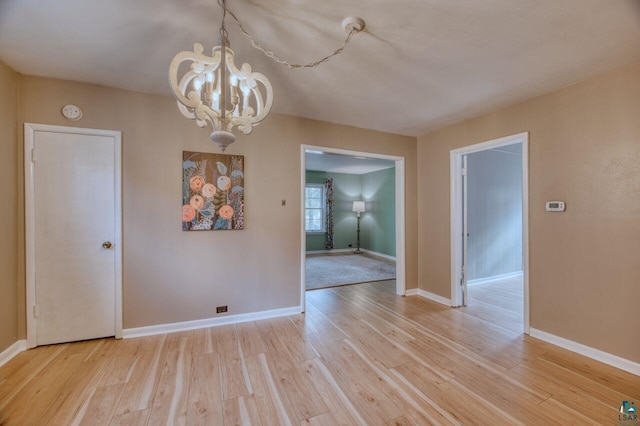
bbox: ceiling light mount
[341,17,365,35]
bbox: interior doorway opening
[450,133,529,334]
[300,145,405,312]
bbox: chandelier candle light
[169,0,273,151]
[169,0,365,151]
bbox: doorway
[300,145,405,311]
[450,132,529,333]
[25,123,123,348]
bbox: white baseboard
[405,288,419,296]
[411,289,452,307]
[306,248,396,261]
[0,340,27,368]
[529,328,640,376]
[306,248,352,255]
[467,270,523,286]
[123,306,302,339]
[363,250,396,261]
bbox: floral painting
[182,151,244,231]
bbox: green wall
[362,168,396,257]
[305,168,395,257]
[305,170,362,251]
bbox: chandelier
[169,0,365,151]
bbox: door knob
[102,241,113,249]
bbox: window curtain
[325,178,335,249]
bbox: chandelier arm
[221,2,359,69]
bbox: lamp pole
[352,200,365,254]
[355,211,363,254]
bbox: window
[305,183,325,233]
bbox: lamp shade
[352,201,365,213]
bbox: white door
[29,127,120,346]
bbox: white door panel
[34,131,116,345]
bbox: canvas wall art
[182,151,244,231]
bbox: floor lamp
[352,201,365,254]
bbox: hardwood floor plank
[0,344,67,410]
[392,363,516,425]
[301,358,368,426]
[115,334,169,416]
[76,383,126,426]
[308,335,403,425]
[0,350,85,424]
[214,325,252,400]
[147,337,192,425]
[222,394,263,426]
[537,397,602,425]
[186,353,224,425]
[258,347,328,422]
[507,361,631,410]
[384,415,415,426]
[35,352,111,425]
[300,411,339,426]
[1,280,635,425]
[109,408,151,426]
[235,322,267,356]
[537,350,640,399]
[243,353,292,425]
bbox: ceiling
[1,0,639,136]
[305,151,394,174]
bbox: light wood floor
[461,275,524,334]
[1,281,638,425]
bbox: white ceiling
[1,0,639,136]
[305,151,394,175]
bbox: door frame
[24,123,123,348]
[300,145,406,312]
[450,132,530,334]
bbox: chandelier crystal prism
[169,0,364,152]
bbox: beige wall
[418,61,640,362]
[0,61,19,352]
[17,76,417,331]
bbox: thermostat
[546,201,565,212]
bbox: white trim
[0,340,27,368]
[365,250,397,261]
[305,248,353,255]
[24,123,123,348]
[301,145,406,301]
[305,248,396,261]
[300,147,307,312]
[405,288,419,296]
[450,132,530,334]
[467,271,523,286]
[529,328,640,376]
[413,289,452,306]
[123,306,302,339]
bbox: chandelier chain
[218,0,229,39]
[220,2,358,69]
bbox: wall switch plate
[216,305,228,314]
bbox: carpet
[305,252,396,290]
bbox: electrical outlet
[216,305,228,314]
